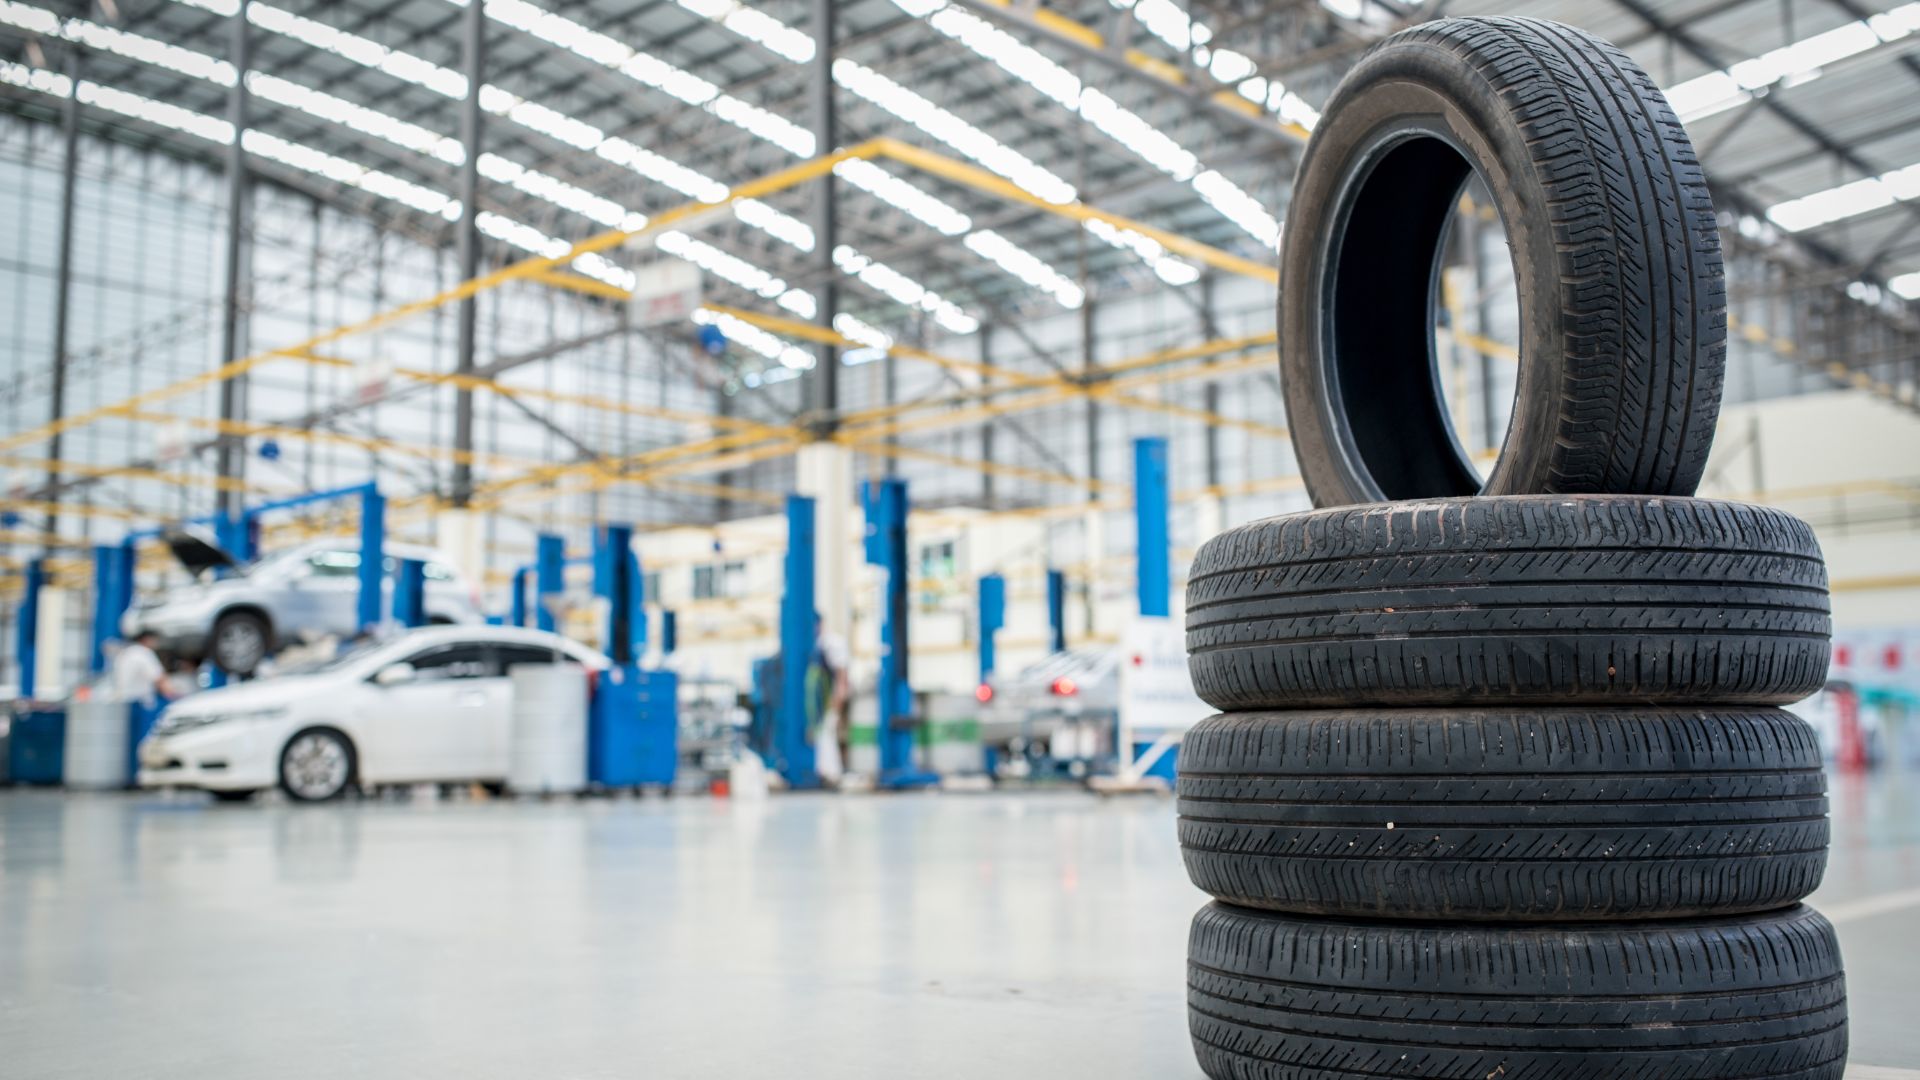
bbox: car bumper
[137,728,274,792]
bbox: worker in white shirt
[110,630,174,710]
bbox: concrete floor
[3,771,1919,1079]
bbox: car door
[364,642,499,782]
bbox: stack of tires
[1179,17,1847,1080]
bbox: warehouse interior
[3,0,1920,1076]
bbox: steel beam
[42,49,80,551]
[809,0,839,425]
[451,0,486,507]
[215,6,252,521]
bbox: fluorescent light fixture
[963,232,1084,309]
[1666,3,1920,123]
[1767,161,1920,232]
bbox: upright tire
[1177,708,1828,920]
[1189,903,1848,1080]
[1279,17,1725,507]
[1186,496,1830,710]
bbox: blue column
[775,494,818,788]
[16,556,44,698]
[1134,436,1170,618]
[593,523,640,664]
[864,477,935,788]
[90,544,135,674]
[509,566,531,627]
[534,533,565,633]
[1045,568,1067,653]
[660,609,677,656]
[356,484,385,633]
[977,573,1005,685]
[391,558,426,628]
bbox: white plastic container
[64,698,131,789]
[506,662,588,795]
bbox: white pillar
[35,586,69,697]
[796,442,854,645]
[435,509,488,593]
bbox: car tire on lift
[210,609,271,677]
[1188,902,1848,1080]
[1177,707,1828,920]
[1278,17,1726,507]
[1185,496,1830,710]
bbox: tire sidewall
[213,611,269,676]
[1282,40,1566,504]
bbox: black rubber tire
[1279,17,1725,507]
[1186,496,1829,710]
[1189,903,1848,1080]
[210,609,271,676]
[1177,708,1828,920]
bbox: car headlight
[153,705,287,735]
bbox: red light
[1051,676,1077,696]
[975,684,994,703]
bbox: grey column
[1198,274,1221,490]
[808,0,838,424]
[216,6,252,519]
[450,0,485,506]
[978,324,994,505]
[43,49,81,550]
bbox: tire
[278,728,355,802]
[1189,903,1847,1080]
[210,610,271,676]
[1178,708,1828,920]
[1279,17,1725,507]
[1186,496,1829,709]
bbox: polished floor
[3,770,1919,1079]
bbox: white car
[137,625,607,801]
[122,531,482,676]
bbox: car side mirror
[374,662,417,687]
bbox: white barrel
[507,662,588,795]
[64,698,131,789]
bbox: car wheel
[208,789,257,803]
[279,728,355,802]
[211,610,270,676]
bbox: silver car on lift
[121,529,482,676]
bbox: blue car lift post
[1045,567,1067,653]
[587,523,676,789]
[863,477,937,790]
[766,494,819,788]
[1115,436,1179,786]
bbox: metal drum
[63,699,131,790]
[507,662,588,796]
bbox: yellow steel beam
[526,269,634,302]
[868,137,1279,283]
[856,441,1107,494]
[0,454,269,496]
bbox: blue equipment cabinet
[8,708,66,785]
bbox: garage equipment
[863,476,937,790]
[976,572,1005,692]
[1045,568,1066,653]
[586,522,676,789]
[391,557,427,628]
[765,494,819,789]
[90,543,136,675]
[507,661,589,795]
[7,705,65,785]
[535,532,565,632]
[63,698,130,789]
[14,556,43,698]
